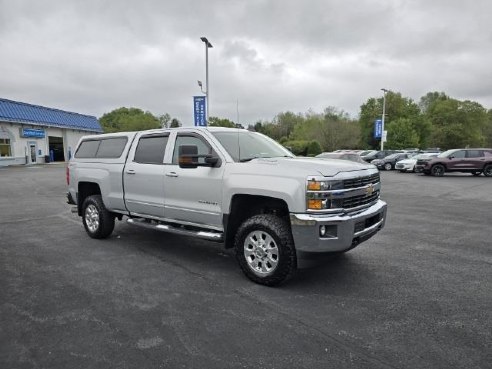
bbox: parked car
[415,148,492,176]
[395,153,439,173]
[316,152,366,163]
[372,153,413,170]
[361,150,402,163]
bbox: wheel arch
[77,182,102,216]
[223,194,290,249]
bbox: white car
[395,153,439,172]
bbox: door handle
[166,172,178,177]
[126,169,136,175]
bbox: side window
[466,150,482,158]
[134,135,169,164]
[96,137,128,158]
[484,150,492,157]
[75,140,100,158]
[172,135,211,164]
[452,150,466,159]
[75,137,128,159]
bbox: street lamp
[200,37,213,123]
[380,88,388,150]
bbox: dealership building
[0,98,102,167]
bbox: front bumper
[290,200,387,266]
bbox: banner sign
[374,119,382,139]
[193,96,207,126]
[21,128,45,138]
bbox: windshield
[385,153,400,159]
[438,149,458,158]
[212,130,294,162]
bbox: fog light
[320,225,326,237]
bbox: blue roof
[0,98,103,133]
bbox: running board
[127,218,224,242]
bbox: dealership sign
[193,96,207,126]
[21,128,45,138]
[373,119,382,139]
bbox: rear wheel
[431,164,445,177]
[82,195,115,239]
[484,164,492,177]
[384,163,392,171]
[235,214,296,286]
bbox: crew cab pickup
[67,127,387,285]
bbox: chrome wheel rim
[244,230,279,276]
[85,204,100,233]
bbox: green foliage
[424,95,488,149]
[159,113,171,128]
[170,118,181,128]
[359,92,420,149]
[99,107,161,133]
[282,140,310,156]
[208,116,236,128]
[306,140,322,156]
[386,118,420,149]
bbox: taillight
[66,166,70,185]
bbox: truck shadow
[112,221,375,293]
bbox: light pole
[380,88,388,150]
[200,37,213,123]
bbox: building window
[0,138,11,157]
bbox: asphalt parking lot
[0,163,490,369]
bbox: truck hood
[247,157,376,177]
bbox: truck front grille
[343,173,380,189]
[343,191,379,209]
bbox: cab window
[134,134,169,164]
[172,134,213,165]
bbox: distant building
[0,98,102,167]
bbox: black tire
[483,164,492,177]
[82,195,115,239]
[431,164,445,177]
[471,171,482,176]
[384,163,392,171]
[234,214,297,286]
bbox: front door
[163,133,225,230]
[28,142,37,164]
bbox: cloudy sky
[1,0,491,126]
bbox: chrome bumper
[290,200,387,264]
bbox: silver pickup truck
[67,127,387,286]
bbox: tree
[424,96,487,149]
[386,118,420,149]
[359,92,421,149]
[170,118,181,128]
[208,116,236,128]
[99,107,160,133]
[159,113,171,128]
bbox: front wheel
[484,164,492,177]
[235,214,297,286]
[384,163,392,171]
[431,164,445,177]
[82,195,115,239]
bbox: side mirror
[178,145,219,168]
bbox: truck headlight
[307,180,343,191]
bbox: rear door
[123,133,170,218]
[465,150,485,170]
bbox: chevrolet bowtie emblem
[366,184,375,196]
